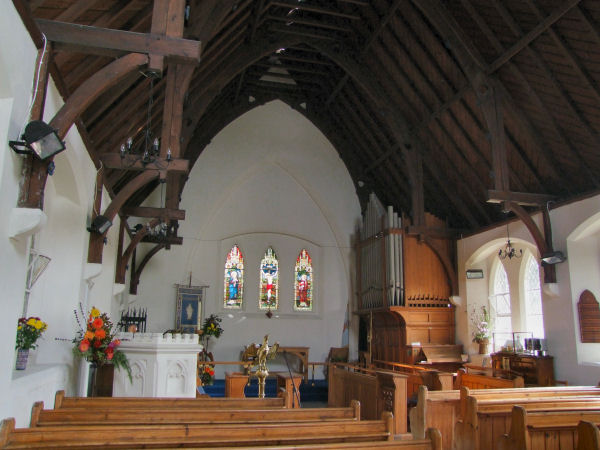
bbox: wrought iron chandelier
[498,224,522,260]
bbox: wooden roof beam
[487,190,556,207]
[269,1,360,20]
[99,154,188,173]
[524,0,600,105]
[35,19,201,63]
[486,0,581,75]
[130,244,166,295]
[326,0,403,105]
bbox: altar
[112,332,202,398]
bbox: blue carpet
[202,378,328,402]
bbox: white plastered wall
[0,3,124,426]
[130,100,361,378]
[458,196,600,385]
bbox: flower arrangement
[73,306,131,381]
[200,314,223,339]
[16,317,47,350]
[471,305,491,343]
[198,363,215,385]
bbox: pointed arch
[223,244,243,309]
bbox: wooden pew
[373,360,454,393]
[410,385,600,450]
[329,364,408,434]
[53,389,289,409]
[456,387,600,450]
[0,413,396,449]
[455,367,524,390]
[409,386,460,450]
[31,400,361,427]
[497,405,600,450]
[577,421,600,450]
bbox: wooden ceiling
[15,0,600,233]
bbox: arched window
[224,245,244,309]
[294,249,313,311]
[524,256,544,338]
[492,263,512,334]
[259,247,279,310]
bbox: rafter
[36,19,202,62]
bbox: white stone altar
[112,332,202,398]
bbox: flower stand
[15,349,29,370]
[87,363,114,397]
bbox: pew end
[577,420,600,450]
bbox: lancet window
[294,249,313,311]
[259,247,279,310]
[224,245,244,309]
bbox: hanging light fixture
[498,224,522,260]
[118,74,160,164]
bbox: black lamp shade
[88,215,112,234]
[9,120,65,160]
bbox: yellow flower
[26,318,36,326]
[17,325,22,330]
[34,320,44,330]
[90,307,100,318]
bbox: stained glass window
[294,249,313,311]
[224,245,244,309]
[524,255,544,338]
[259,247,279,310]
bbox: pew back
[1,413,395,449]
[497,406,600,450]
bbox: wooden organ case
[357,194,459,368]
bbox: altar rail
[328,363,408,434]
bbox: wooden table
[277,347,309,383]
[225,371,249,398]
[275,372,302,408]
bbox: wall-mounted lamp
[9,120,65,160]
[466,269,484,279]
[541,251,566,265]
[87,215,112,234]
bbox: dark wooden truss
[12,0,600,285]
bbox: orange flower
[95,329,106,339]
[112,339,121,347]
[93,340,102,348]
[84,330,94,340]
[92,318,104,329]
[105,348,114,360]
[79,340,90,352]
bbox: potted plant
[471,306,491,354]
[73,306,131,395]
[15,316,47,370]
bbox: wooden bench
[456,387,600,450]
[0,413,395,449]
[497,405,600,450]
[455,367,524,390]
[329,364,409,434]
[373,360,454,394]
[53,389,289,409]
[31,400,361,427]
[409,386,460,450]
[410,385,600,450]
